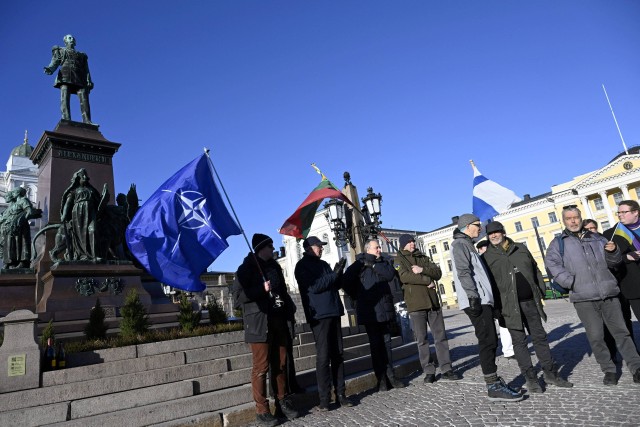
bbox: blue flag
[126,154,241,292]
[471,161,521,222]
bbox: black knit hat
[399,234,415,250]
[252,233,273,253]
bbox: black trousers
[364,321,393,382]
[508,299,554,373]
[464,304,498,376]
[310,317,345,404]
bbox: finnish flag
[471,160,521,222]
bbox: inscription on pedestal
[102,305,116,318]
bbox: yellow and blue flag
[613,222,640,251]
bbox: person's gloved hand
[467,297,482,316]
[333,257,347,274]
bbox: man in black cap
[482,221,573,393]
[294,235,351,411]
[394,234,461,384]
[235,233,298,426]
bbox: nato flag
[126,154,241,292]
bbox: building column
[580,195,594,219]
[620,184,631,201]
[599,190,616,225]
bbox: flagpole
[602,84,629,156]
[203,148,268,282]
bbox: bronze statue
[32,176,138,264]
[0,188,42,268]
[44,34,94,124]
[60,169,107,261]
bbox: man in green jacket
[395,234,461,383]
[482,221,573,392]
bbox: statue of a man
[44,34,94,124]
[0,188,42,268]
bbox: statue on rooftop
[44,34,94,124]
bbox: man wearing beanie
[482,221,573,393]
[294,235,352,411]
[451,214,523,401]
[394,234,461,384]
[235,233,299,425]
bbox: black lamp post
[324,186,382,247]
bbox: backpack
[547,237,569,294]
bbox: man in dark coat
[344,239,405,391]
[603,200,640,347]
[482,222,573,393]
[294,236,352,411]
[395,234,461,384]
[235,234,298,426]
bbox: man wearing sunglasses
[546,206,640,386]
[451,214,523,401]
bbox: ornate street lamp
[324,198,348,243]
[324,185,383,246]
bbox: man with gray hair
[546,206,640,386]
[451,214,523,401]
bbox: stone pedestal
[0,271,37,316]
[0,310,40,393]
[30,120,121,278]
[36,262,151,317]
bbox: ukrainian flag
[613,223,640,251]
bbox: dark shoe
[634,368,640,384]
[424,374,436,384]
[543,365,573,388]
[378,378,389,392]
[487,377,523,402]
[337,394,353,407]
[524,367,543,393]
[313,403,329,412]
[389,377,405,388]
[256,412,278,426]
[441,370,462,381]
[278,397,299,420]
[603,372,618,386]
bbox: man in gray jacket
[546,206,640,386]
[451,214,522,401]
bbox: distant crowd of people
[233,200,640,426]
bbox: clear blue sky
[1,1,639,272]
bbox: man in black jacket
[482,222,573,393]
[344,239,406,391]
[235,234,298,426]
[294,236,352,411]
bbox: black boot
[524,367,543,393]
[543,364,573,388]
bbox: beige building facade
[418,148,640,308]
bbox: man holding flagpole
[603,200,640,347]
[235,234,299,425]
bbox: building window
[439,283,445,295]
[322,233,331,254]
[594,197,604,211]
[451,281,456,293]
[531,217,539,228]
[548,212,557,223]
[447,259,452,272]
[296,242,303,260]
[443,241,450,251]
[430,245,437,255]
[515,221,523,232]
[601,221,610,230]
[538,237,547,252]
[635,187,640,199]
[613,191,624,205]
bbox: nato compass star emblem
[162,189,222,254]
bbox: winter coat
[294,252,344,322]
[234,253,296,343]
[343,252,397,324]
[603,224,640,300]
[545,230,622,303]
[451,229,494,309]
[482,238,546,331]
[394,249,442,312]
